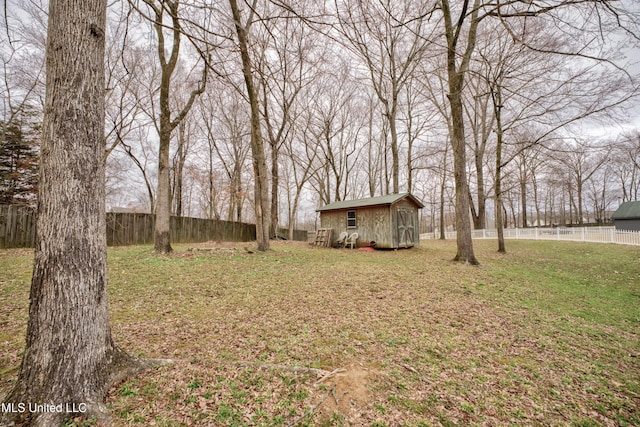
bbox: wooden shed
[316,193,424,249]
[612,201,640,231]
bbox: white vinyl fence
[420,226,640,246]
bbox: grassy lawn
[1,239,638,426]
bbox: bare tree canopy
[0,0,638,260]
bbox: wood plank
[313,228,332,247]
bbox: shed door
[396,208,416,248]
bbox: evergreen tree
[0,108,40,205]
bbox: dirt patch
[315,363,374,422]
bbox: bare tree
[475,4,638,250]
[255,7,317,237]
[559,141,610,225]
[282,106,321,240]
[228,0,271,251]
[464,63,495,230]
[401,75,436,194]
[419,54,455,239]
[585,159,615,224]
[117,126,158,211]
[611,131,640,203]
[520,140,547,227]
[172,119,193,217]
[363,93,385,197]
[196,84,251,222]
[139,0,208,253]
[435,0,640,261]
[0,1,47,207]
[0,0,47,121]
[307,64,363,205]
[335,0,433,194]
[439,0,482,264]
[104,4,149,159]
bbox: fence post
[581,227,585,242]
[610,227,615,243]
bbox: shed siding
[358,206,392,248]
[320,206,392,247]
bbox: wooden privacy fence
[106,213,258,246]
[0,205,36,248]
[0,205,307,248]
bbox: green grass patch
[1,239,638,426]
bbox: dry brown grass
[1,239,638,426]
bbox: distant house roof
[612,201,640,220]
[316,193,425,212]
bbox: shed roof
[612,201,640,220]
[316,193,425,212]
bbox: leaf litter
[0,239,638,426]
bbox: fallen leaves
[0,240,639,426]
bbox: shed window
[347,210,357,228]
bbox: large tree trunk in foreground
[0,1,139,425]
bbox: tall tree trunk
[449,84,478,264]
[271,142,279,237]
[520,160,528,227]
[1,1,139,424]
[439,142,449,240]
[473,150,486,229]
[383,130,390,195]
[151,0,180,253]
[407,138,413,194]
[173,122,187,218]
[520,179,527,227]
[577,179,584,225]
[442,0,480,265]
[367,104,377,197]
[387,105,400,194]
[496,184,506,253]
[533,172,541,226]
[155,102,173,252]
[469,89,491,230]
[288,195,299,241]
[228,164,243,222]
[494,99,506,253]
[207,140,216,220]
[229,0,270,251]
[147,0,206,253]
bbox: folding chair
[345,232,358,249]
